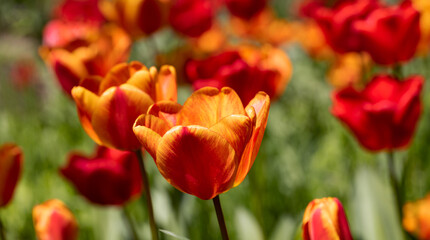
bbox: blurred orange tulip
[33,199,78,240]
[0,143,23,207]
[413,0,430,55]
[302,197,353,240]
[72,61,177,150]
[327,52,371,89]
[403,194,430,239]
[41,24,131,95]
[294,21,334,60]
[133,87,270,199]
[100,0,166,38]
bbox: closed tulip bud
[133,87,270,199]
[0,143,23,207]
[33,199,78,240]
[72,61,177,150]
[61,146,142,205]
[332,74,423,151]
[354,2,421,65]
[302,197,353,240]
[168,0,214,37]
[186,45,291,104]
[403,194,430,239]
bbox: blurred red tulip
[403,194,430,240]
[186,45,292,104]
[355,2,421,65]
[33,199,78,240]
[0,143,23,207]
[168,0,214,37]
[100,0,165,38]
[72,61,177,150]
[10,59,37,90]
[332,74,423,151]
[40,24,131,95]
[225,0,267,20]
[133,87,270,199]
[310,0,379,53]
[61,146,142,205]
[302,197,353,240]
[54,0,105,25]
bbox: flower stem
[122,206,139,240]
[212,196,229,240]
[0,214,6,240]
[392,64,404,79]
[135,150,159,240]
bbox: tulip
[302,197,353,240]
[133,87,270,200]
[54,0,105,25]
[310,0,379,53]
[185,45,291,104]
[72,61,177,150]
[403,194,430,239]
[61,146,142,205]
[99,0,165,38]
[332,74,423,151]
[327,53,371,89]
[354,2,421,65]
[225,0,267,20]
[294,21,334,60]
[0,143,23,207]
[168,0,214,37]
[40,23,131,95]
[413,0,430,55]
[33,199,78,240]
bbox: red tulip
[72,61,177,150]
[0,143,23,207]
[185,45,292,104]
[310,0,379,53]
[33,199,78,240]
[354,2,421,65]
[332,74,423,151]
[54,0,105,25]
[133,87,270,199]
[61,146,142,205]
[302,197,353,240]
[168,0,214,37]
[225,0,267,20]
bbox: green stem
[0,215,5,240]
[135,150,159,240]
[392,64,404,79]
[212,196,229,240]
[122,206,139,240]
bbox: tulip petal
[178,87,245,127]
[0,144,23,207]
[134,114,171,159]
[210,115,253,157]
[156,126,238,200]
[234,92,270,186]
[126,69,155,99]
[308,208,341,240]
[156,65,177,102]
[99,62,146,94]
[92,84,154,150]
[79,76,103,95]
[147,101,182,127]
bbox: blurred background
[1,0,429,239]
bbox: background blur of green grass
[1,0,429,239]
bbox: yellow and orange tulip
[72,61,177,150]
[403,194,430,239]
[302,197,353,240]
[33,199,78,240]
[0,143,23,207]
[133,87,270,200]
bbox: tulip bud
[33,199,78,240]
[302,197,353,240]
[0,143,23,207]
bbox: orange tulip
[403,194,430,239]
[72,61,177,150]
[133,87,270,199]
[302,197,353,240]
[0,143,23,207]
[99,0,166,38]
[327,52,371,89]
[40,23,131,95]
[33,199,78,240]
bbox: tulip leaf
[235,207,264,240]
[269,216,297,240]
[159,229,190,240]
